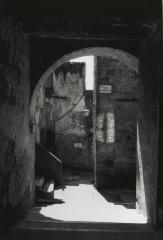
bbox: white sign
[100,85,112,93]
[74,143,83,149]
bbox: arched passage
[30,47,151,223]
[30,47,138,120]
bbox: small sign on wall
[100,85,112,93]
[74,143,83,149]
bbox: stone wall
[96,56,138,188]
[137,23,161,223]
[0,18,34,230]
[31,84,46,145]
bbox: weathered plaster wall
[137,23,161,223]
[96,56,138,188]
[0,18,34,230]
[55,96,93,170]
[44,63,93,170]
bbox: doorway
[30,47,157,224]
[44,56,94,187]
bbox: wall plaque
[100,85,112,93]
[74,143,83,149]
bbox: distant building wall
[96,56,138,188]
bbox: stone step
[2,225,163,240]
[17,219,153,231]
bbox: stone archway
[30,47,138,120]
[30,47,157,224]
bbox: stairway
[35,143,63,188]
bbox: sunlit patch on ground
[40,184,147,223]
